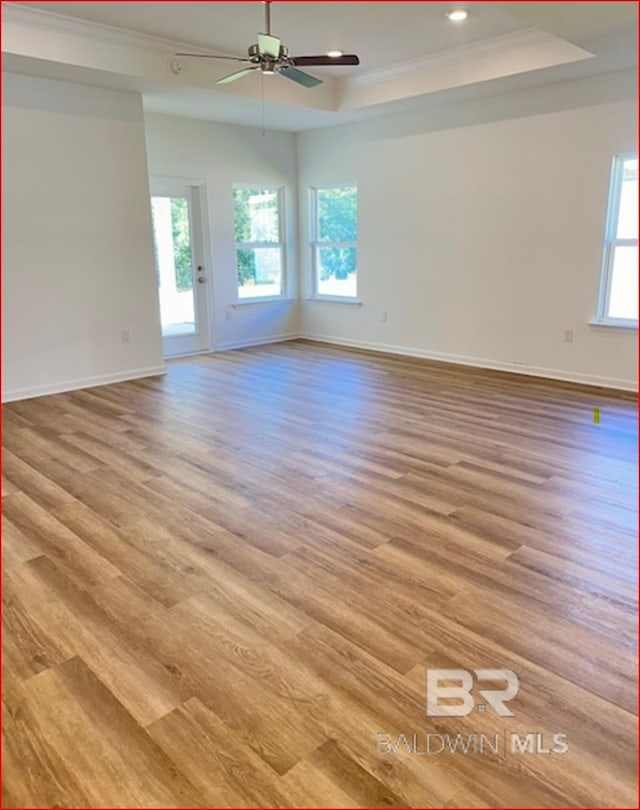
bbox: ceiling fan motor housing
[248,43,288,63]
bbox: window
[311,186,358,299]
[233,187,284,299]
[598,154,638,324]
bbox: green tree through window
[233,188,283,298]
[170,197,193,291]
[313,186,358,297]
[233,188,259,287]
[317,187,357,280]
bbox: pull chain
[260,72,266,136]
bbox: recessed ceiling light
[326,50,343,58]
[447,9,468,22]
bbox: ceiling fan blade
[176,52,250,62]
[290,54,360,67]
[279,66,323,88]
[257,33,281,58]
[216,67,259,85]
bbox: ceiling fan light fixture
[261,54,277,74]
[326,50,343,58]
[447,9,468,22]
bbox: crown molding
[2,2,339,114]
[4,6,587,96]
[343,28,590,91]
[2,2,239,59]
[1,2,599,125]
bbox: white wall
[2,73,163,401]
[298,70,638,390]
[143,113,299,350]
[4,69,636,399]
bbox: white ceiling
[3,2,637,131]
[15,2,529,75]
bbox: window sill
[232,297,295,308]
[306,296,362,307]
[588,319,638,330]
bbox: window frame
[596,153,638,326]
[233,185,286,302]
[310,185,359,301]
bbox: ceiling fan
[176,0,360,88]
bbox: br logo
[426,669,519,717]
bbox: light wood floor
[2,340,637,808]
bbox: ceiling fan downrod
[264,0,272,36]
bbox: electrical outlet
[562,329,574,344]
[381,311,388,323]
[121,329,131,344]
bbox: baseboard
[5,335,634,400]
[214,333,299,352]
[300,333,637,392]
[2,365,167,403]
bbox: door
[150,180,209,357]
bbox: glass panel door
[150,181,209,357]
[152,195,196,337]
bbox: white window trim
[232,297,295,308]
[233,185,286,303]
[595,153,638,327]
[588,318,637,330]
[305,296,362,306]
[309,185,358,301]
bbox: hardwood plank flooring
[2,340,637,808]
